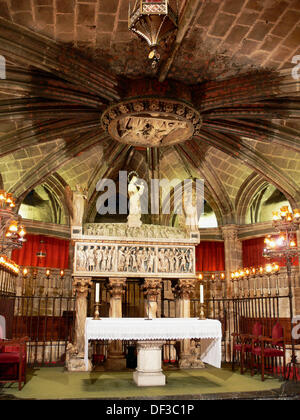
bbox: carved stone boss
[101,97,202,148]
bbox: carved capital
[136,340,166,350]
[175,278,196,300]
[107,277,126,299]
[221,225,239,241]
[73,277,93,297]
[143,278,162,302]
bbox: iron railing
[1,294,75,366]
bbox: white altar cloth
[84,318,222,370]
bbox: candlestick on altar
[198,303,206,320]
[93,303,101,320]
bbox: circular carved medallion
[101,97,202,148]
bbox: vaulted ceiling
[0,0,299,226]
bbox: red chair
[251,322,286,381]
[232,322,263,374]
[0,337,28,390]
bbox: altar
[84,318,222,386]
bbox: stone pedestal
[133,341,166,387]
[105,277,127,370]
[143,278,162,319]
[66,277,92,371]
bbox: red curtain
[196,241,225,272]
[11,234,69,269]
[242,237,298,268]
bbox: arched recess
[43,173,70,225]
[248,186,292,224]
[17,174,69,225]
[235,173,268,225]
[236,172,293,225]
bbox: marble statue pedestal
[133,340,166,387]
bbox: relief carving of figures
[118,247,126,271]
[117,116,188,147]
[117,246,156,274]
[76,244,117,273]
[76,246,86,271]
[147,249,155,273]
[75,243,194,276]
[83,223,190,240]
[158,247,194,274]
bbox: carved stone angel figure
[65,184,87,227]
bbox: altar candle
[200,284,204,304]
[95,283,100,303]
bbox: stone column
[107,277,126,318]
[175,278,204,369]
[66,277,92,371]
[143,278,162,319]
[222,225,242,362]
[221,225,243,297]
[106,277,127,370]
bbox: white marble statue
[128,173,144,227]
[65,184,87,227]
[184,194,199,231]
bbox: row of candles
[198,264,280,283]
[196,263,282,299]
[22,267,65,279]
[21,267,68,295]
[231,263,280,280]
[0,254,20,275]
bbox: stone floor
[1,364,299,400]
